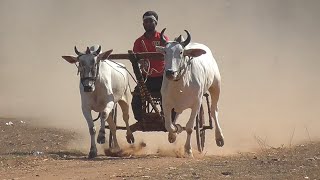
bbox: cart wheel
[109,104,118,149]
[195,104,205,152]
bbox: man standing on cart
[130,11,169,122]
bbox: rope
[129,51,161,116]
[139,40,165,82]
[105,60,138,84]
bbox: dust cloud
[1,0,320,155]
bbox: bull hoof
[216,138,224,147]
[168,132,177,143]
[97,135,106,144]
[104,148,123,157]
[126,134,135,144]
[88,150,97,159]
[216,131,224,147]
[184,150,194,158]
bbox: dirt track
[1,1,320,179]
[1,118,319,180]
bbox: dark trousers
[131,76,163,121]
[131,76,176,122]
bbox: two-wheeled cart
[104,51,214,152]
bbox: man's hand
[138,59,149,73]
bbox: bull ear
[98,49,113,61]
[183,49,206,57]
[62,56,78,64]
[155,46,165,54]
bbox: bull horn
[85,47,91,54]
[180,30,191,47]
[74,46,83,56]
[160,28,168,45]
[90,45,101,56]
[93,45,101,56]
[174,35,184,43]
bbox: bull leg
[118,100,134,144]
[184,106,199,158]
[172,110,181,124]
[82,107,97,159]
[163,106,178,143]
[104,103,121,153]
[209,86,224,147]
[97,113,106,144]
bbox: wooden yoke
[108,52,164,61]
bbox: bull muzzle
[165,70,175,80]
[83,86,94,92]
[81,77,96,92]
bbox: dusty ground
[0,118,319,180]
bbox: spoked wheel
[108,104,118,149]
[195,104,205,152]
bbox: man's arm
[129,39,142,63]
[133,39,142,53]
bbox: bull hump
[185,42,201,48]
[90,45,101,52]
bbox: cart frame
[105,51,214,152]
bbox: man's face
[143,18,157,32]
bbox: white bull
[62,45,134,158]
[156,29,224,157]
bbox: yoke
[108,52,164,61]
